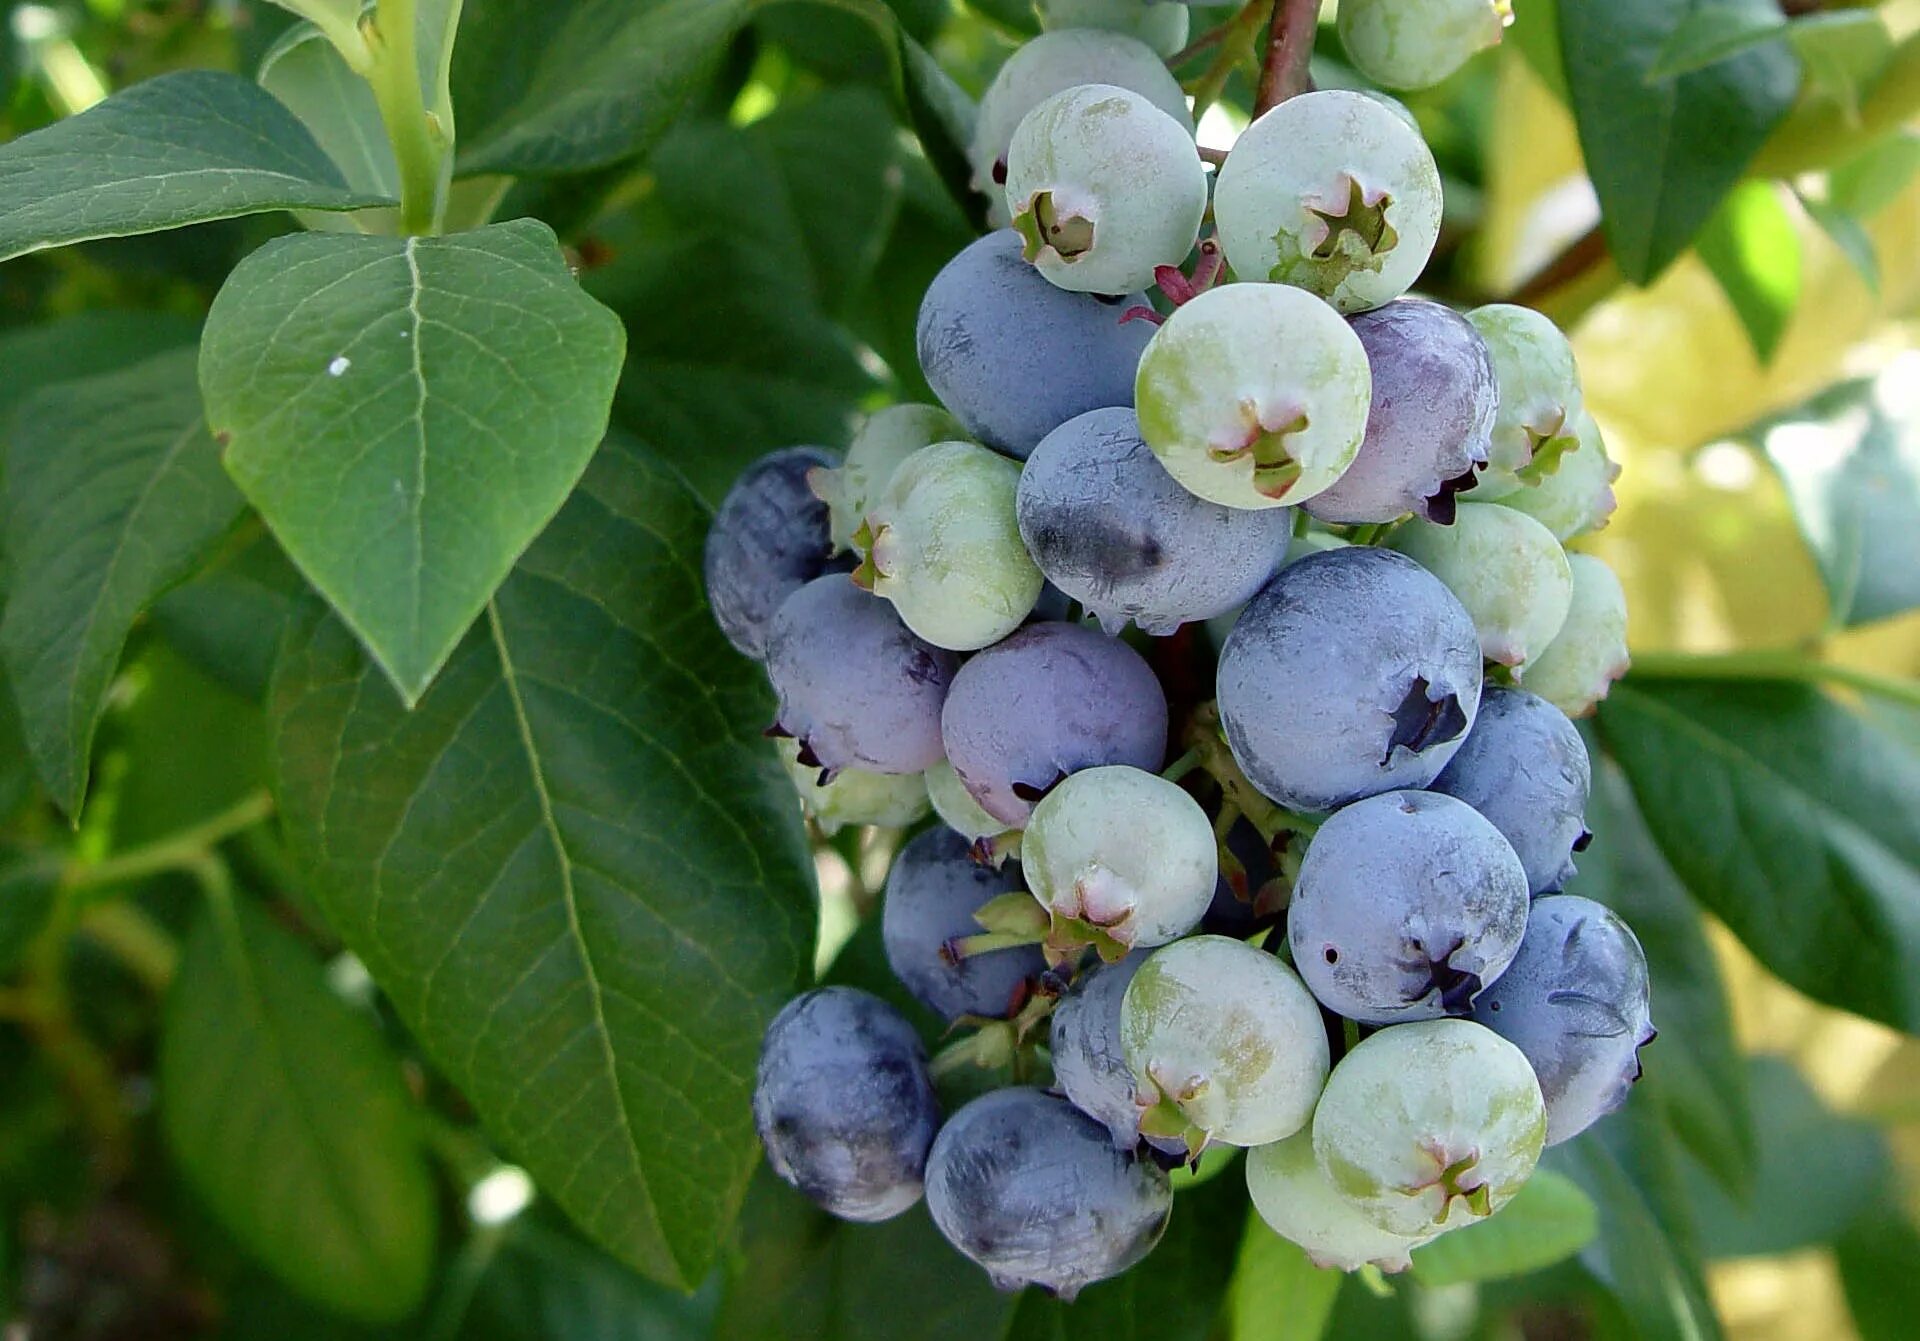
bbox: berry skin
[1514,554,1630,718]
[881,828,1043,1022]
[1497,409,1620,541]
[969,30,1193,226]
[765,576,957,777]
[1288,790,1530,1024]
[925,1087,1173,1299]
[754,987,941,1222]
[1121,935,1331,1152]
[1213,90,1443,314]
[811,404,968,553]
[1337,0,1508,92]
[1464,304,1584,499]
[1430,687,1592,896]
[704,446,838,660]
[1312,1018,1546,1237]
[1017,407,1293,635]
[1023,765,1216,958]
[856,441,1043,652]
[941,621,1168,826]
[917,230,1157,460]
[1470,895,1656,1146]
[1050,951,1160,1151]
[1040,0,1190,57]
[1135,283,1372,509]
[1217,548,1483,812]
[1391,503,1574,669]
[1005,84,1208,297]
[1246,1130,1434,1273]
[776,737,929,836]
[1304,298,1497,526]
[925,759,1020,860]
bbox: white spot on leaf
[328,356,352,377]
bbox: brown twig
[1254,0,1322,115]
[1509,223,1610,307]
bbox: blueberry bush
[0,1,1918,1338]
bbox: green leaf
[1599,679,1920,1030]
[1747,375,1920,628]
[452,0,751,176]
[1645,6,1784,81]
[1410,1172,1598,1286]
[1838,1200,1920,1341]
[0,71,393,264]
[160,894,437,1323]
[151,530,308,705]
[1799,194,1879,295]
[0,347,245,817]
[0,851,57,978]
[1680,1056,1888,1258]
[0,310,201,428]
[456,1213,720,1341]
[1792,12,1896,125]
[1569,749,1756,1197]
[1509,0,1569,103]
[1556,0,1800,284]
[1696,180,1801,364]
[258,23,401,237]
[1226,1214,1342,1341]
[108,642,269,851]
[268,440,816,1289]
[199,219,626,704]
[1005,1167,1247,1341]
[1831,132,1920,218]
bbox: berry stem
[1624,649,1920,709]
[1186,0,1275,118]
[1254,0,1321,116]
[1161,747,1204,783]
[366,0,450,236]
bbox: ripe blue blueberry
[1303,298,1497,526]
[925,1087,1173,1298]
[754,987,941,1222]
[1430,687,1592,895]
[882,828,1044,1022]
[1288,790,1529,1023]
[1217,547,1482,812]
[1469,894,1655,1145]
[704,446,839,660]
[765,576,957,778]
[940,621,1168,826]
[917,230,1156,459]
[1017,407,1293,635]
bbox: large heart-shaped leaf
[160,894,438,1322]
[1556,0,1800,283]
[0,71,393,264]
[0,347,245,817]
[200,219,626,704]
[1600,678,1920,1030]
[268,439,815,1288]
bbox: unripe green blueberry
[1313,1019,1546,1238]
[812,404,969,553]
[1135,283,1372,509]
[1247,1130,1434,1273]
[925,759,1021,863]
[1497,410,1620,541]
[970,30,1193,227]
[1005,84,1208,296]
[1514,554,1630,717]
[1121,935,1331,1153]
[1338,0,1508,92]
[778,738,930,835]
[1213,90,1443,314]
[1391,503,1573,669]
[1023,765,1215,956]
[1465,304,1584,499]
[856,441,1043,651]
[1041,0,1190,59]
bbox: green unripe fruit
[1466,304,1585,499]
[1514,554,1630,717]
[1391,503,1574,669]
[777,738,930,835]
[812,404,969,553]
[926,760,1021,865]
[1338,0,1508,92]
[1247,1130,1434,1273]
[1497,410,1620,541]
[1041,0,1190,59]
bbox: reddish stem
[1254,0,1321,115]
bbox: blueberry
[703,446,838,660]
[1430,687,1592,895]
[940,620,1168,827]
[1246,1129,1433,1273]
[776,737,930,837]
[1338,0,1506,92]
[811,404,969,553]
[1050,951,1158,1151]
[754,987,941,1222]
[1288,790,1530,1023]
[1513,553,1630,718]
[1469,894,1655,1145]
[1496,409,1620,541]
[882,828,1044,1022]
[1304,298,1497,526]
[1038,0,1190,58]
[916,230,1156,460]
[1391,503,1573,670]
[1217,547,1482,812]
[1017,407,1293,635]
[765,576,957,777]
[924,1087,1172,1298]
[1463,304,1584,499]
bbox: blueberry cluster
[708,7,1649,1296]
